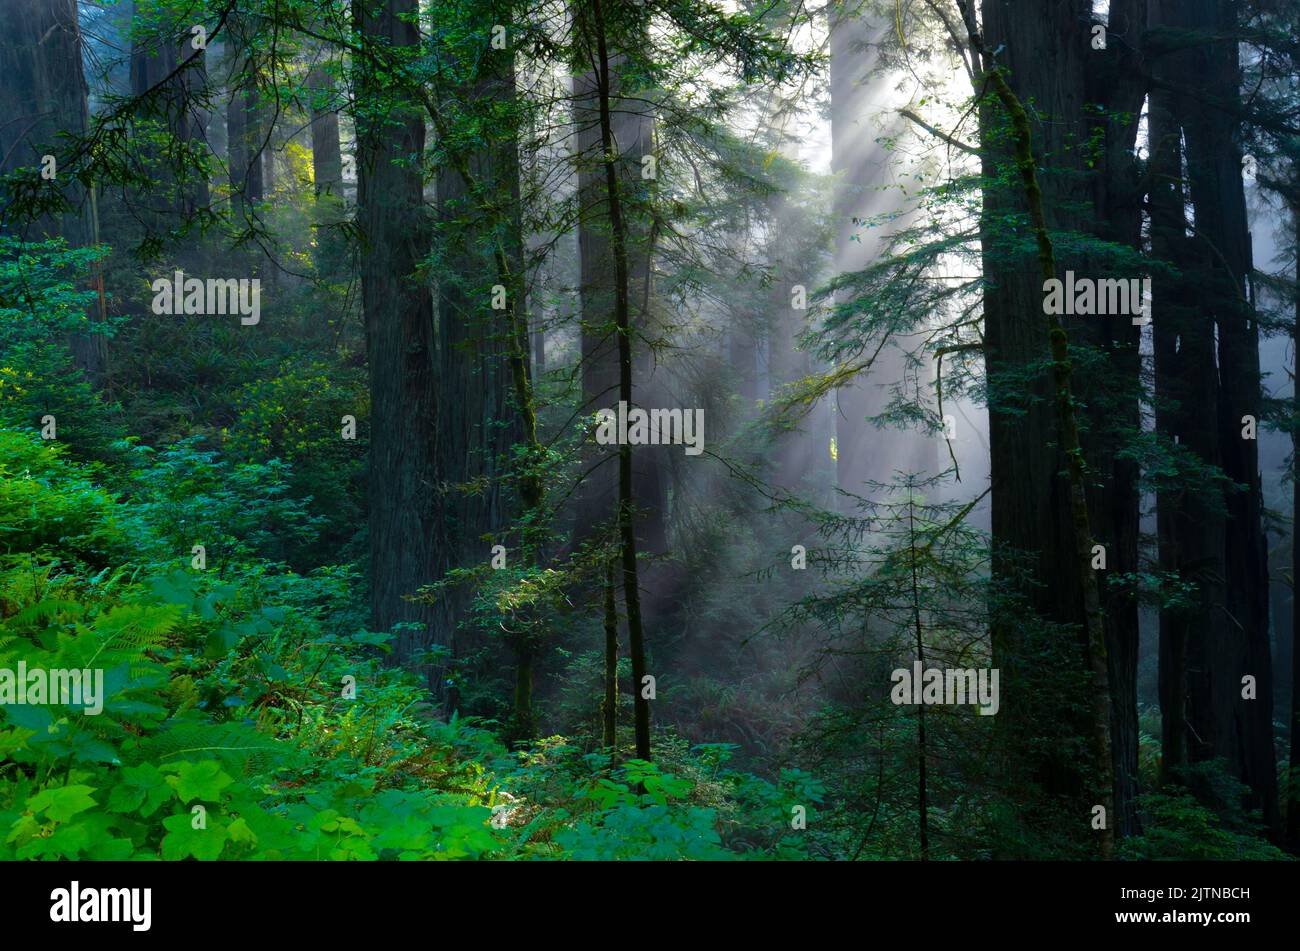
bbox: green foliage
[0,431,125,565]
[12,0,1285,866]
[1120,785,1291,861]
[224,361,367,559]
[0,429,502,860]
[0,429,802,860]
[0,237,126,465]
[123,435,325,569]
[487,736,820,860]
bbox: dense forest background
[1,0,1298,861]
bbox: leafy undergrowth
[0,429,815,860]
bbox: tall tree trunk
[1149,73,1202,785]
[261,102,277,199]
[308,65,343,199]
[962,0,1144,844]
[908,494,930,860]
[417,3,549,737]
[226,66,248,216]
[130,5,209,215]
[958,0,1115,858]
[603,557,619,748]
[352,0,442,673]
[224,13,250,216]
[0,0,106,378]
[307,62,344,277]
[1150,0,1279,835]
[243,87,266,203]
[1081,0,1148,840]
[1184,0,1277,837]
[572,39,666,558]
[434,26,525,723]
[1289,201,1300,851]
[975,2,1092,825]
[586,0,651,761]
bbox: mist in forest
[1,0,1298,875]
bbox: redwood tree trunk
[307,62,344,278]
[308,66,343,200]
[434,33,525,718]
[1149,0,1279,836]
[971,0,1132,847]
[0,0,106,378]
[130,6,209,215]
[352,0,442,675]
[1289,202,1300,851]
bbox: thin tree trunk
[908,494,929,860]
[587,0,651,762]
[1149,72,1199,784]
[603,557,619,749]
[572,39,666,557]
[513,644,534,738]
[1289,201,1300,851]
